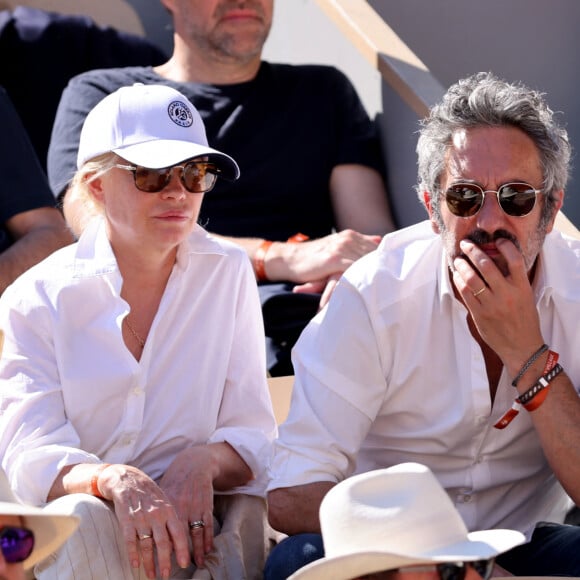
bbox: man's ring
[473,286,487,298]
[189,520,205,530]
[138,533,152,541]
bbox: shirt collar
[71,218,229,278]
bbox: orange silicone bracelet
[90,464,111,499]
[253,240,273,282]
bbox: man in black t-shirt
[48,0,396,375]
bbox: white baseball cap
[76,83,240,181]
[290,463,525,580]
[0,469,79,570]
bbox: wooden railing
[314,0,443,116]
[314,0,580,239]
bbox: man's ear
[423,190,440,234]
[546,189,565,234]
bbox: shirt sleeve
[207,253,278,496]
[267,277,387,491]
[0,280,101,506]
[327,67,384,174]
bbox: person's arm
[291,162,395,305]
[51,462,191,578]
[161,442,253,568]
[0,87,74,288]
[330,163,396,235]
[267,481,334,535]
[454,236,580,504]
[267,276,384,533]
[0,207,73,292]
[211,230,382,285]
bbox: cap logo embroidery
[167,101,194,127]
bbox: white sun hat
[290,462,525,580]
[76,83,240,180]
[0,469,79,570]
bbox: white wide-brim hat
[290,463,525,580]
[0,470,79,570]
[77,83,240,181]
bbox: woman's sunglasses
[393,558,495,580]
[444,182,541,218]
[115,161,221,194]
[0,526,35,564]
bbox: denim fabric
[264,533,324,580]
[497,521,580,576]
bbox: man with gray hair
[265,72,580,578]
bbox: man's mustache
[466,229,521,251]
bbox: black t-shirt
[0,86,55,252]
[48,62,384,240]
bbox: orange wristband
[253,240,273,282]
[287,232,309,243]
[522,387,551,412]
[253,233,309,282]
[91,464,111,499]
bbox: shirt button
[133,387,143,396]
[121,435,134,446]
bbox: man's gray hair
[416,72,571,221]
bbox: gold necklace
[125,316,146,349]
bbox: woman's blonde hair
[68,152,119,215]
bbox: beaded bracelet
[90,464,111,499]
[511,344,548,387]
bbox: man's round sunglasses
[393,558,495,580]
[0,525,34,564]
[444,182,541,218]
[115,161,221,194]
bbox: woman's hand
[159,442,253,568]
[159,446,218,568]
[98,464,190,579]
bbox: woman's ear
[86,174,105,204]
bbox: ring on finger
[137,532,153,541]
[189,520,205,530]
[473,286,487,298]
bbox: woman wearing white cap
[0,84,277,579]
